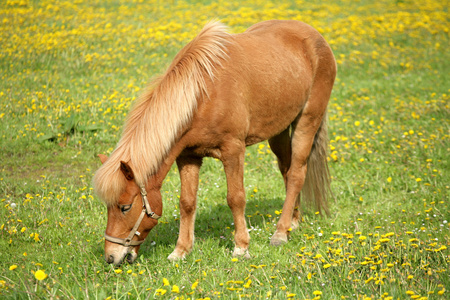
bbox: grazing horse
[93,20,336,265]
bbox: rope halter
[104,185,161,247]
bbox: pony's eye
[121,205,132,213]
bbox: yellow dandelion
[9,265,18,271]
[171,285,179,293]
[155,288,166,296]
[163,278,170,286]
[323,264,331,269]
[387,177,392,182]
[313,290,323,295]
[34,270,47,281]
[191,280,199,290]
[114,269,122,274]
[287,293,296,298]
[243,279,252,288]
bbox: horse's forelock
[93,160,127,206]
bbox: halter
[104,185,161,247]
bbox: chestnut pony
[94,20,336,265]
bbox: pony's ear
[120,161,135,181]
[98,154,108,164]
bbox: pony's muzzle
[105,245,138,266]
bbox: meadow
[0,0,449,299]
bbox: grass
[0,0,449,299]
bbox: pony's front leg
[222,142,251,259]
[167,156,202,261]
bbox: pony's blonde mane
[93,21,230,205]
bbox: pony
[93,20,336,265]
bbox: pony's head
[96,154,162,266]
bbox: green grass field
[1,0,449,299]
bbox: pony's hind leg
[270,112,325,246]
[268,127,291,187]
[168,155,202,261]
[268,128,301,230]
[221,140,251,259]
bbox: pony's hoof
[270,232,288,246]
[167,251,186,261]
[232,247,251,259]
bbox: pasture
[0,0,448,299]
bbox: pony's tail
[301,113,332,215]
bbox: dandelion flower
[287,293,296,298]
[313,290,323,295]
[163,278,169,286]
[191,281,199,290]
[155,289,166,296]
[171,285,179,293]
[34,270,47,281]
[243,280,252,288]
[9,265,18,271]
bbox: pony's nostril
[125,253,134,264]
[106,255,115,264]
